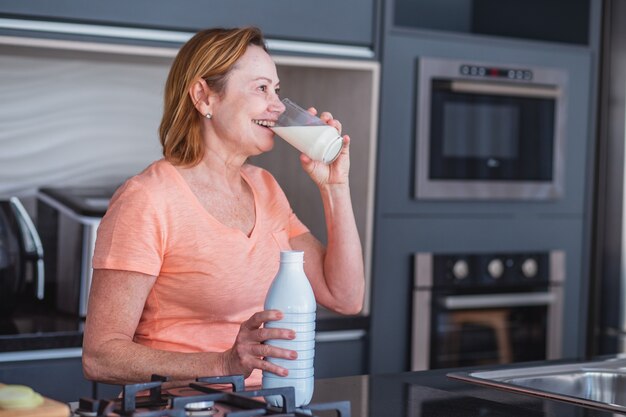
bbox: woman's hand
[300,108,351,188]
[222,310,297,378]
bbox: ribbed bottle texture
[262,250,316,407]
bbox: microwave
[415,57,568,200]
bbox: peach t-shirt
[92,159,309,385]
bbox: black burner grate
[75,374,350,417]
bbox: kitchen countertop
[0,302,83,354]
[310,361,625,417]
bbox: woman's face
[208,45,285,157]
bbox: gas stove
[71,374,350,417]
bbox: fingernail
[282,369,289,376]
[289,331,296,339]
[290,351,298,359]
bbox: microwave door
[428,81,557,182]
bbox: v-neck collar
[165,160,260,240]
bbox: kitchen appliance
[0,197,44,315]
[37,186,116,317]
[415,57,568,200]
[411,250,564,370]
[70,374,351,417]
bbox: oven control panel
[433,252,550,288]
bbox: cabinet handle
[315,330,366,342]
[0,348,82,363]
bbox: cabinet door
[0,0,376,47]
[315,333,367,378]
[0,357,91,402]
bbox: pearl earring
[205,112,212,120]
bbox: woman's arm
[291,128,365,315]
[82,269,296,384]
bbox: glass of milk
[271,98,344,164]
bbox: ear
[188,78,214,116]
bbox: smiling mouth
[252,119,276,128]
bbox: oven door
[411,290,562,371]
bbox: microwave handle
[449,80,560,99]
[441,292,555,310]
[10,197,45,300]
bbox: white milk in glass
[271,125,343,164]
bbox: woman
[82,27,364,387]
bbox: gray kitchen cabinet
[314,334,368,378]
[0,356,91,402]
[367,0,603,375]
[0,0,379,50]
[393,0,590,45]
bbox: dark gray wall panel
[0,0,375,46]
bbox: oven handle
[449,80,560,99]
[441,292,555,310]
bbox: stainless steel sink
[448,356,626,413]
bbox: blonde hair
[159,27,266,166]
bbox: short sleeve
[92,179,165,277]
[288,209,309,239]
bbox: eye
[275,87,281,95]
[258,85,267,92]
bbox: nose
[270,93,285,114]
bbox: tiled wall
[0,44,171,204]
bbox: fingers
[239,311,296,349]
[306,106,343,134]
[231,310,300,378]
[320,112,342,136]
[228,345,296,377]
[339,135,351,155]
[256,343,298,360]
[257,345,298,377]
[248,354,293,377]
[242,309,282,330]
[256,326,296,343]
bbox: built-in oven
[415,57,568,200]
[411,250,564,371]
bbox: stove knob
[487,259,504,279]
[521,258,539,278]
[452,260,469,280]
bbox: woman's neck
[182,149,247,194]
